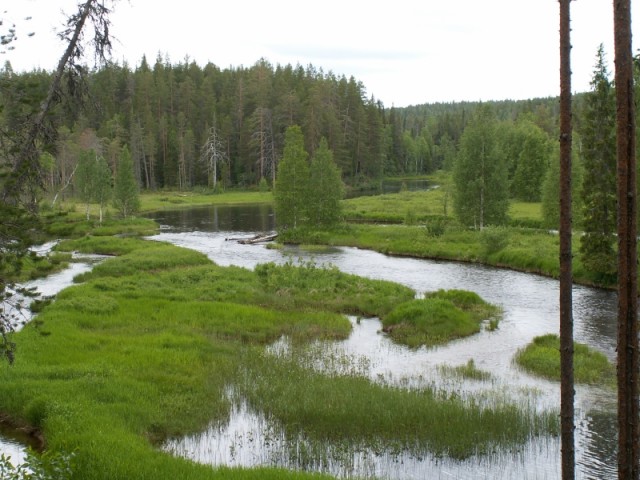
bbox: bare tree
[613,1,639,478]
[201,122,228,190]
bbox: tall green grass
[381,289,501,348]
[515,334,615,386]
[238,351,557,460]
[2,237,457,479]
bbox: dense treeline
[0,56,569,194]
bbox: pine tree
[579,45,617,280]
[113,145,140,218]
[274,125,309,229]
[453,105,509,228]
[308,138,343,227]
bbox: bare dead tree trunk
[559,1,575,479]
[614,1,639,478]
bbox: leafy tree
[112,145,140,218]
[274,125,309,229]
[453,105,509,228]
[507,120,552,201]
[579,45,617,279]
[308,138,343,227]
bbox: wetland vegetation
[0,230,560,478]
[515,334,616,386]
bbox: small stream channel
[0,247,104,467]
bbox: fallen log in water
[225,233,278,244]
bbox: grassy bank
[279,223,593,285]
[0,236,559,478]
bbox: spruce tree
[113,145,140,218]
[579,45,617,280]
[274,125,309,229]
[308,137,343,227]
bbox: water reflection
[151,205,619,479]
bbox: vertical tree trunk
[614,1,639,478]
[558,1,575,479]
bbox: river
[148,205,618,479]
[0,204,618,478]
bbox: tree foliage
[112,145,139,218]
[0,0,116,364]
[453,105,509,228]
[308,137,344,227]
[579,45,617,280]
[274,126,309,229]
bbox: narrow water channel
[147,205,618,479]
[0,249,103,467]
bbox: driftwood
[225,233,278,244]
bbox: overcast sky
[2,0,638,107]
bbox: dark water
[148,204,618,480]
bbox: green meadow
[0,235,559,478]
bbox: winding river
[148,205,618,479]
[0,204,618,478]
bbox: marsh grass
[283,223,594,285]
[237,351,558,460]
[255,260,414,317]
[343,189,448,223]
[515,334,615,386]
[0,236,437,479]
[439,359,493,381]
[381,289,501,348]
[140,191,273,212]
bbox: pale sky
[2,0,638,107]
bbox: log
[226,233,277,244]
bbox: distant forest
[0,55,583,192]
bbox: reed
[238,351,558,460]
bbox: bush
[425,217,447,237]
[480,226,510,255]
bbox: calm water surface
[149,205,618,479]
